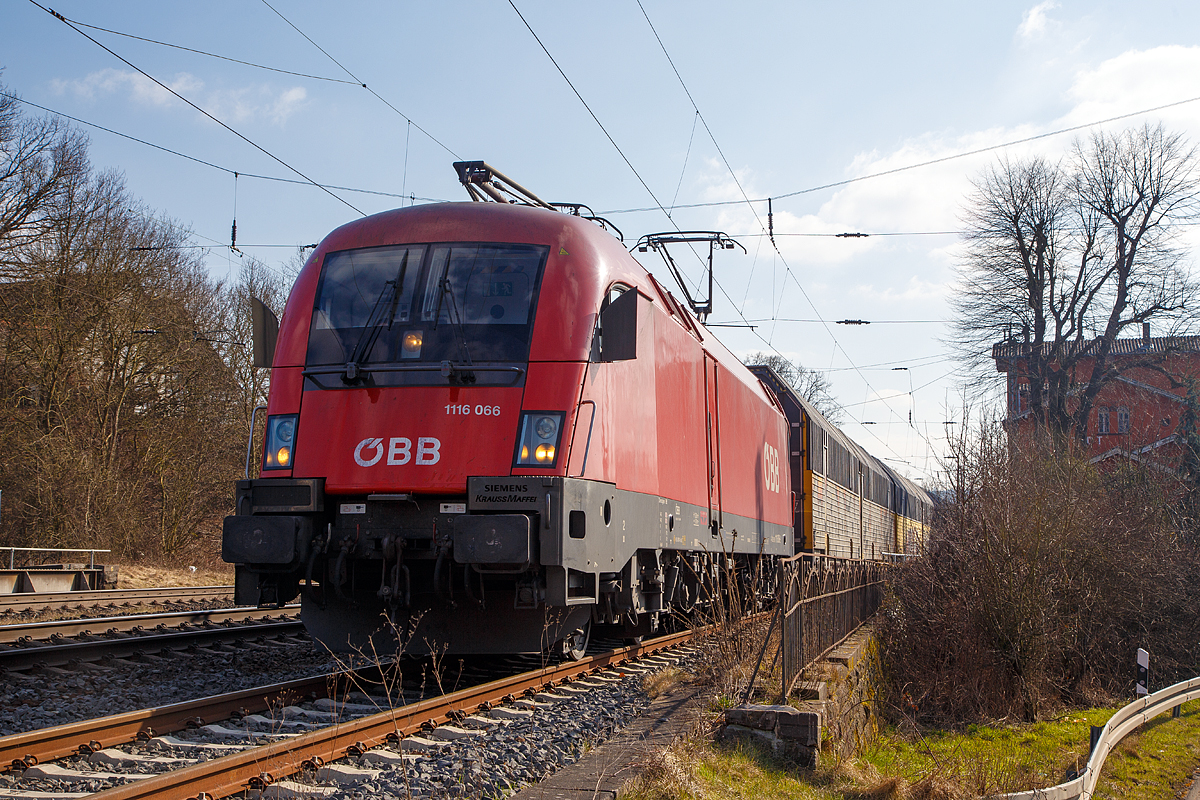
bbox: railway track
[0,629,698,800]
[0,586,235,615]
[0,606,299,646]
[0,608,304,673]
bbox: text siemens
[476,483,536,504]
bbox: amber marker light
[277,447,291,466]
[535,444,554,462]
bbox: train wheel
[558,620,591,661]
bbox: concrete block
[314,764,380,785]
[490,706,535,720]
[361,749,419,766]
[397,735,448,752]
[429,724,483,741]
[89,749,193,767]
[723,704,786,731]
[148,735,243,752]
[776,709,821,747]
[263,780,337,798]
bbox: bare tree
[951,124,1200,445]
[0,84,88,260]
[0,91,262,561]
[742,351,844,423]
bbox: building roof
[1088,434,1180,474]
[993,334,1200,363]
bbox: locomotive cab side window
[597,283,638,362]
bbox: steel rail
[0,586,234,614]
[1,672,340,770]
[85,629,695,800]
[0,619,304,672]
[0,605,299,645]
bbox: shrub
[879,421,1200,724]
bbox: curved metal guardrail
[992,675,1200,799]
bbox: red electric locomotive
[223,165,794,657]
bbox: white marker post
[1135,648,1149,698]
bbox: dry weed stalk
[618,740,704,800]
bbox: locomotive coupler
[332,540,355,605]
[378,537,409,608]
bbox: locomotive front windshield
[306,242,548,385]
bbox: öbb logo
[763,443,780,493]
[354,437,441,467]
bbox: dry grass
[644,666,691,700]
[114,562,233,588]
[619,742,706,800]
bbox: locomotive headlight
[263,414,299,471]
[514,411,564,468]
[401,330,423,359]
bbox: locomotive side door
[704,353,722,537]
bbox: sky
[4,0,1200,486]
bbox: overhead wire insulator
[230,171,241,253]
[768,198,775,247]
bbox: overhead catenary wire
[633,1,931,468]
[30,3,944,466]
[599,92,1200,215]
[30,0,366,216]
[0,93,451,204]
[669,111,699,215]
[730,318,947,324]
[56,14,360,84]
[258,0,461,161]
[506,2,863,439]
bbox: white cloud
[1059,45,1200,131]
[50,69,306,125]
[1017,1,1058,42]
[52,68,202,106]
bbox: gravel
[0,641,337,737]
[304,666,661,800]
[1,632,706,800]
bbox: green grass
[618,700,1200,799]
[1091,699,1200,800]
[860,709,1113,796]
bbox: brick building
[993,329,1200,471]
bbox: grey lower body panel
[471,475,791,607]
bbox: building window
[1117,406,1130,434]
[1097,407,1110,435]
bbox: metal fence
[778,554,890,698]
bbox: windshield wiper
[432,276,476,385]
[343,251,410,383]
